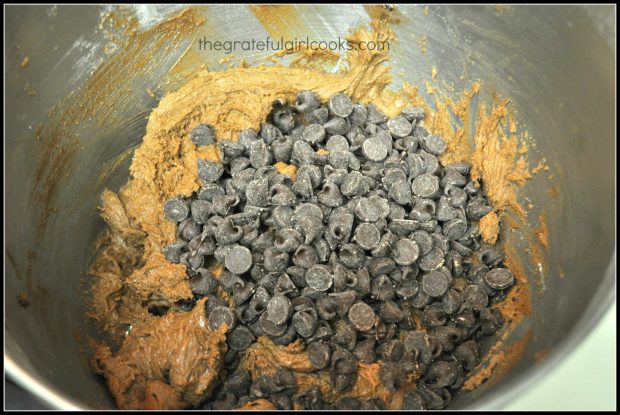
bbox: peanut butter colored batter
[91,298,227,409]
[480,211,501,245]
[90,6,533,410]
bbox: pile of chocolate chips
[161,91,515,410]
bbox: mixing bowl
[5,4,615,409]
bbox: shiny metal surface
[5,5,615,409]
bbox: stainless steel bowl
[5,4,615,409]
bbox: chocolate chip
[466,197,493,220]
[219,140,244,161]
[353,223,381,250]
[379,300,404,323]
[369,257,396,277]
[224,245,253,275]
[271,107,295,134]
[419,385,451,409]
[329,290,358,317]
[248,141,272,169]
[292,310,317,338]
[327,213,354,244]
[209,306,235,332]
[432,325,465,352]
[395,281,419,300]
[306,264,334,292]
[190,123,215,146]
[418,246,445,271]
[479,307,504,334]
[214,218,243,245]
[366,103,388,124]
[330,347,358,392]
[332,320,358,351]
[464,284,489,311]
[445,184,467,208]
[295,90,321,113]
[441,167,467,188]
[329,93,354,118]
[444,218,468,240]
[227,326,255,351]
[484,267,515,289]
[362,137,389,162]
[410,289,432,309]
[392,238,420,265]
[401,106,425,122]
[423,303,448,329]
[352,198,378,223]
[233,281,256,305]
[302,123,326,145]
[388,178,412,206]
[378,339,405,362]
[258,311,288,337]
[442,288,463,314]
[340,171,368,197]
[163,240,187,263]
[294,215,323,244]
[370,274,395,302]
[266,294,292,326]
[270,183,297,206]
[455,307,477,329]
[270,393,292,410]
[212,195,240,217]
[190,268,217,295]
[454,340,480,371]
[426,360,458,388]
[164,197,190,222]
[420,134,447,155]
[245,177,269,207]
[325,134,349,152]
[422,270,450,297]
[293,385,323,410]
[308,341,331,369]
[348,104,368,126]
[334,396,361,410]
[338,243,365,269]
[352,338,376,364]
[274,277,298,301]
[291,244,318,269]
[259,122,283,145]
[306,107,329,125]
[251,375,279,398]
[348,301,375,331]
[178,218,202,242]
[412,173,440,198]
[419,150,440,175]
[263,246,290,272]
[197,159,224,184]
[387,116,412,138]
[406,153,426,178]
[324,116,350,136]
[224,369,251,397]
[315,296,337,321]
